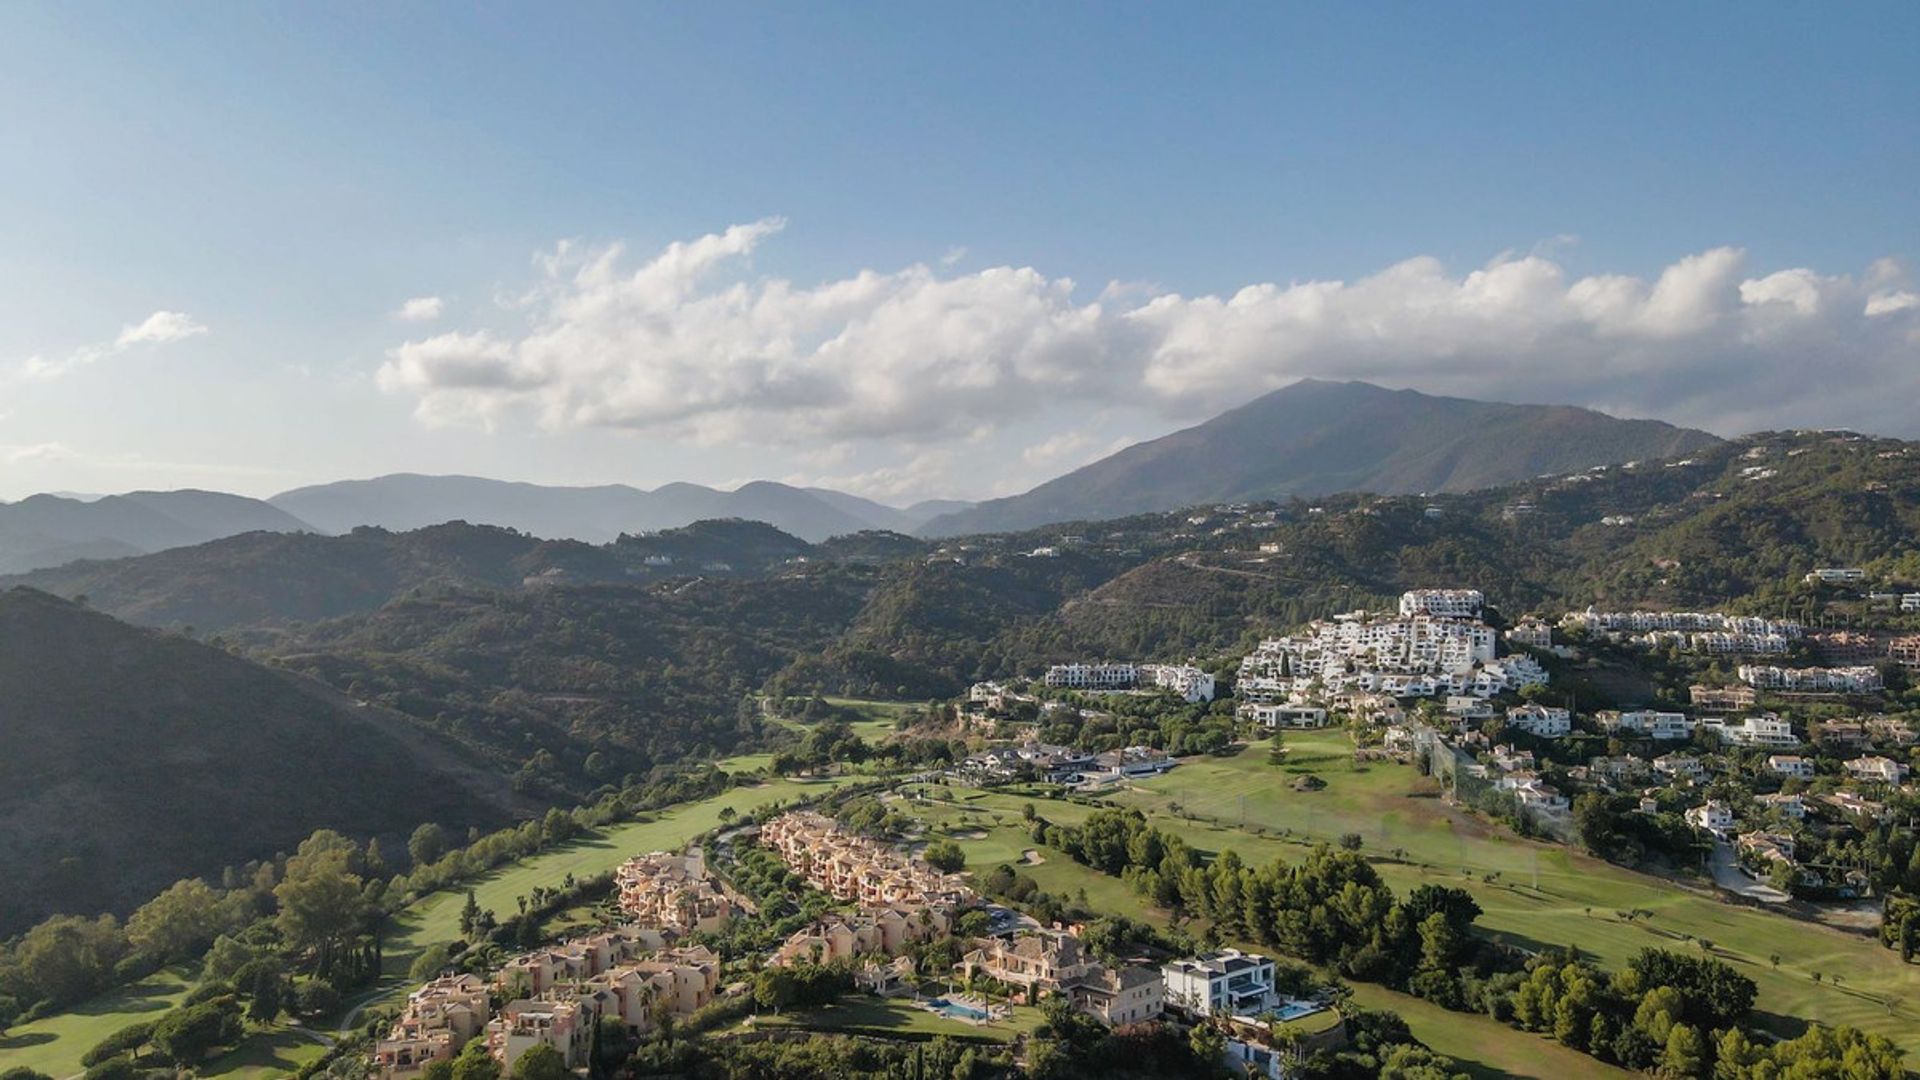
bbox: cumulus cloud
[379,222,1920,452]
[12,310,209,382]
[395,296,445,322]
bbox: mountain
[0,519,822,631]
[269,474,932,543]
[0,587,526,931]
[921,380,1724,536]
[0,489,316,574]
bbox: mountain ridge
[920,379,1724,535]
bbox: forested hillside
[0,588,525,932]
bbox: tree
[510,1044,569,1080]
[80,1022,155,1067]
[451,1037,503,1080]
[459,889,482,939]
[274,837,367,976]
[1658,1023,1704,1078]
[152,1001,240,1064]
[923,840,967,873]
[127,878,227,961]
[409,823,450,867]
[294,980,341,1019]
[410,943,454,982]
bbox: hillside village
[346,563,1920,1080]
[12,430,1920,1080]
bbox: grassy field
[199,1023,331,1078]
[882,785,1631,1080]
[1098,733,1920,1052]
[750,995,1046,1043]
[0,969,193,1078]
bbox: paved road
[1707,840,1791,904]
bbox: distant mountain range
[0,489,315,575]
[920,379,1723,535]
[267,475,963,545]
[0,380,1724,572]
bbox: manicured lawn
[199,1023,332,1079]
[0,968,193,1079]
[1346,984,1634,1080]
[750,994,1045,1043]
[1101,734,1920,1052]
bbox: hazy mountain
[921,380,1723,535]
[2,519,819,631]
[0,588,525,931]
[269,474,935,543]
[0,489,316,575]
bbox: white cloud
[114,310,208,348]
[395,296,445,322]
[379,223,1920,458]
[12,309,209,382]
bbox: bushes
[80,1021,155,1067]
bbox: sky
[0,3,1916,504]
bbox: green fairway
[198,1023,332,1078]
[0,968,192,1078]
[884,786,1631,1080]
[1101,734,1920,1052]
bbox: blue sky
[1,3,1915,502]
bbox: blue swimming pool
[927,997,990,1021]
[1272,1000,1326,1022]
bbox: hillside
[0,519,809,631]
[922,379,1723,535]
[268,473,944,543]
[0,588,525,932]
[0,489,315,574]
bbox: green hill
[0,588,526,933]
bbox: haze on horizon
[1,3,1916,504]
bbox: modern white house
[1686,800,1736,838]
[1765,755,1815,781]
[1703,714,1800,748]
[1161,950,1278,1017]
[1507,704,1572,738]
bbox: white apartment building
[1738,665,1884,694]
[1044,663,1138,691]
[1242,703,1328,729]
[1161,950,1277,1017]
[1399,589,1485,619]
[1903,594,1920,613]
[1507,703,1572,738]
[1597,710,1694,740]
[1704,713,1800,748]
[1805,567,1866,584]
[1142,663,1217,702]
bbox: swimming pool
[1271,999,1326,1022]
[926,997,990,1021]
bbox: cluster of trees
[1881,892,1920,961]
[627,1032,1016,1080]
[1043,807,1906,1078]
